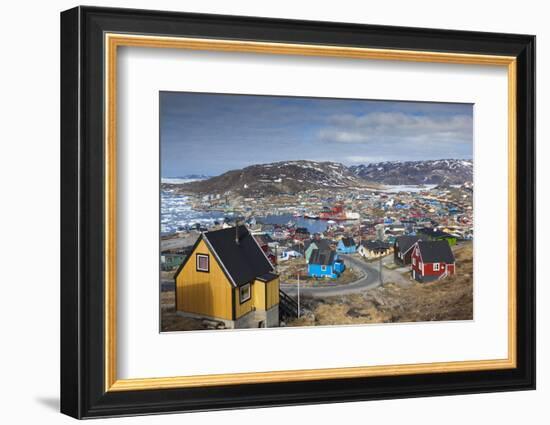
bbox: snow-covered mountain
[178,160,370,196]
[161,174,210,184]
[349,159,473,185]
[171,159,473,195]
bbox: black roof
[305,238,331,251]
[362,240,391,250]
[203,226,275,287]
[256,272,278,282]
[416,241,455,264]
[394,235,421,254]
[340,237,356,247]
[308,249,336,266]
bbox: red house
[411,240,456,283]
[394,235,421,266]
[253,234,277,266]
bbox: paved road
[281,254,381,298]
[162,254,385,298]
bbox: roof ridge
[201,232,238,287]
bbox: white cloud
[317,129,370,143]
[344,155,387,164]
[318,112,473,145]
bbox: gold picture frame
[104,34,517,392]
[61,6,535,419]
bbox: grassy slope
[287,242,473,326]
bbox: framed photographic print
[60,6,536,419]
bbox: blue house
[308,249,345,278]
[336,237,357,254]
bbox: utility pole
[297,272,301,318]
[379,251,383,286]
[296,242,304,318]
[274,244,278,274]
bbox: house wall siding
[308,264,336,278]
[252,280,266,310]
[411,245,456,281]
[252,280,266,311]
[252,278,279,311]
[175,239,233,320]
[422,262,455,276]
[234,287,254,319]
[265,278,280,309]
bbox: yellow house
[358,240,393,259]
[174,225,280,329]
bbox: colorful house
[160,253,186,271]
[308,249,345,278]
[253,234,277,266]
[358,240,392,259]
[174,226,280,329]
[394,235,421,266]
[277,249,303,262]
[336,237,357,254]
[417,227,457,246]
[304,238,331,262]
[411,240,456,283]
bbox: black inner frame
[60,6,535,419]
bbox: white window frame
[196,254,210,272]
[433,263,440,271]
[412,257,416,266]
[239,283,251,303]
[321,265,327,272]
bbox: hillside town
[160,159,474,331]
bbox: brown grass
[160,291,206,332]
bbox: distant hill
[170,159,473,195]
[161,174,210,184]
[178,160,372,196]
[349,159,473,185]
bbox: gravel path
[380,255,414,287]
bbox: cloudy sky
[160,91,473,177]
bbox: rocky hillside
[350,159,473,185]
[177,160,371,196]
[168,159,473,195]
